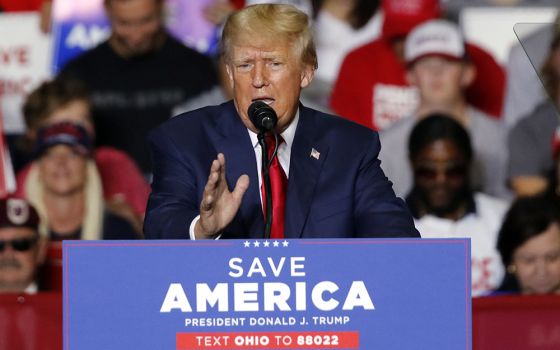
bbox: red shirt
[331,39,417,131]
[330,38,505,131]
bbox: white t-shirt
[414,193,509,297]
[314,9,382,85]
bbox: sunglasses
[414,165,467,181]
[0,238,37,252]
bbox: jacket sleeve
[143,128,200,239]
[354,132,420,238]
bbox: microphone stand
[258,131,279,240]
[258,132,272,239]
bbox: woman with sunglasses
[405,114,510,297]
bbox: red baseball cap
[381,0,440,40]
[0,198,39,231]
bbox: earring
[507,264,517,274]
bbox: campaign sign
[64,239,471,349]
[0,13,52,134]
[50,0,219,74]
[50,0,110,73]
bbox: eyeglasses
[0,238,37,252]
[414,165,467,181]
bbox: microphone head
[248,101,277,132]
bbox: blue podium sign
[64,239,471,349]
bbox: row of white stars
[243,240,289,248]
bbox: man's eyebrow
[232,56,254,63]
[263,56,285,62]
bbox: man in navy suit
[144,4,419,240]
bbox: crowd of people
[1,0,560,301]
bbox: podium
[63,238,471,349]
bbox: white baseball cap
[405,20,466,65]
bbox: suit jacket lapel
[285,105,328,238]
[214,101,264,238]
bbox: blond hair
[221,4,318,70]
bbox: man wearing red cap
[0,198,45,294]
[379,19,509,200]
[330,0,505,131]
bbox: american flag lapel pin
[310,148,320,160]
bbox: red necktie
[261,134,287,238]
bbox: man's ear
[406,69,417,86]
[225,63,235,90]
[461,63,476,88]
[300,65,314,88]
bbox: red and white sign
[0,12,52,134]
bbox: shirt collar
[248,109,299,149]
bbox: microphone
[248,101,277,132]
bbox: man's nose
[429,62,445,75]
[434,170,447,183]
[52,154,70,164]
[0,244,15,257]
[251,63,269,88]
[534,259,549,277]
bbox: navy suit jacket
[144,101,419,239]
